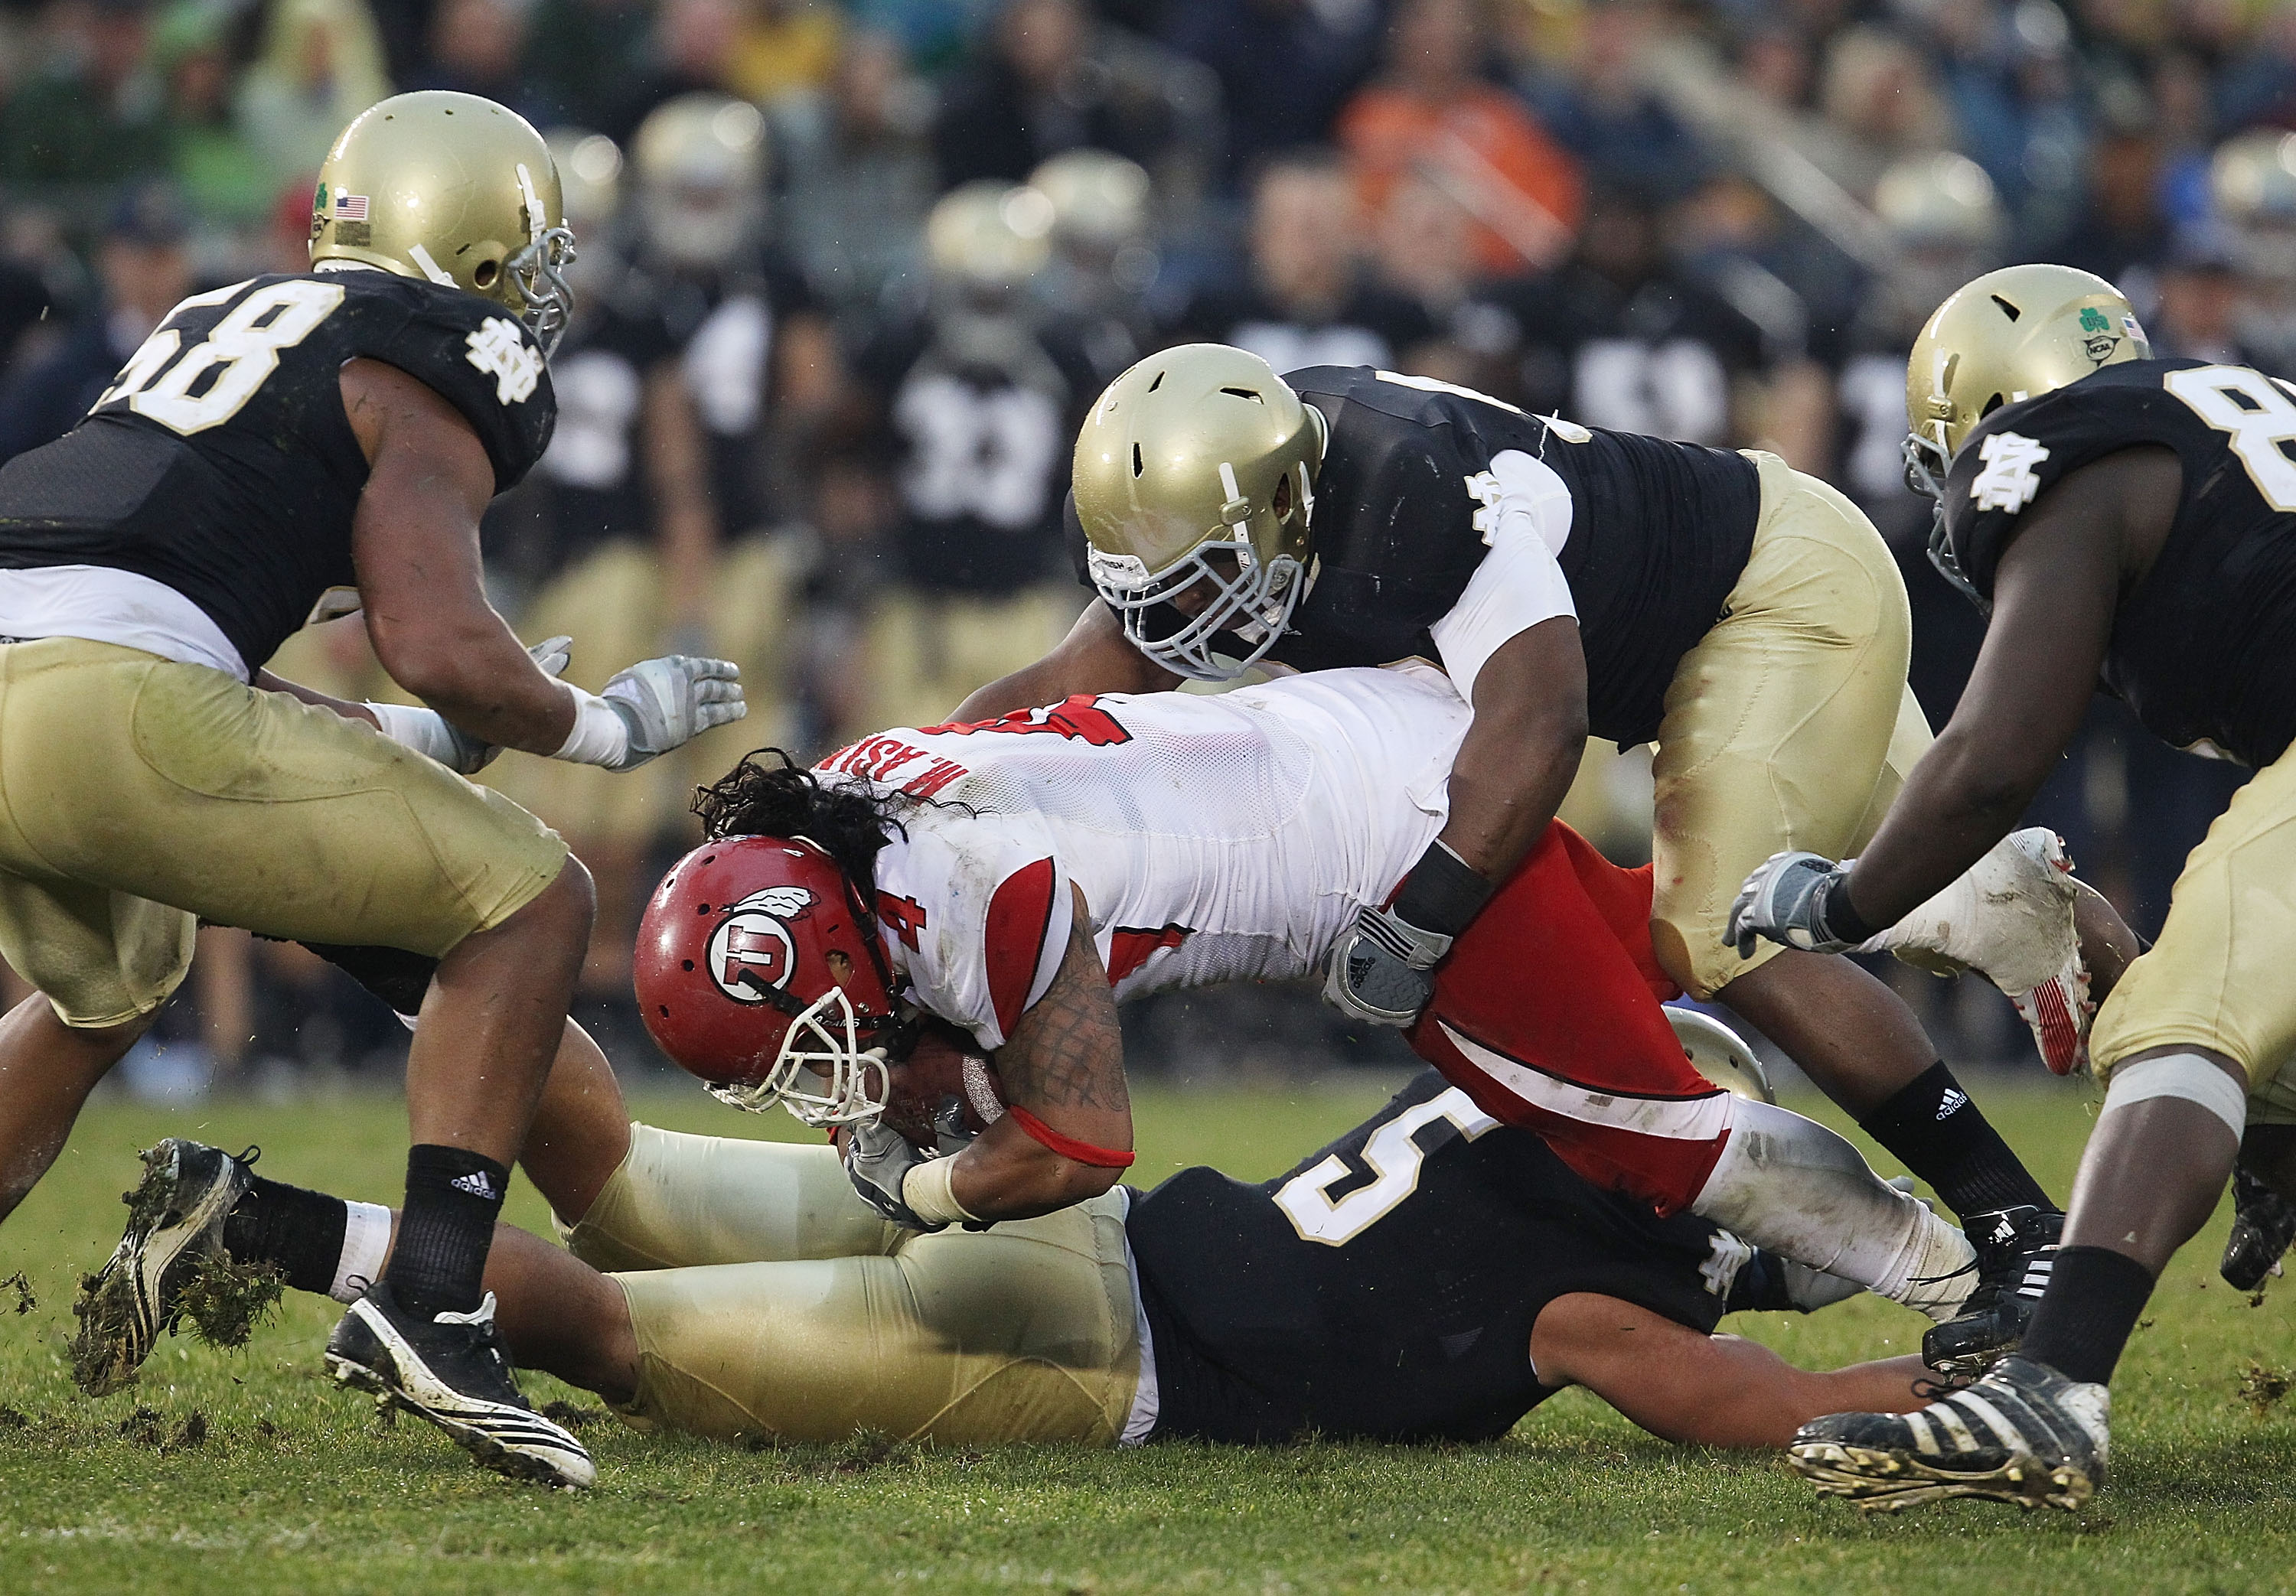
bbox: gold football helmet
[311,90,576,351]
[1902,263,2148,604]
[2211,129,2296,282]
[925,181,1055,295]
[1029,149,1152,253]
[631,93,768,272]
[1072,344,1326,680]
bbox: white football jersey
[815,663,1471,1050]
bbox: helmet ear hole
[474,259,500,288]
[1979,393,2004,419]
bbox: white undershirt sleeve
[1428,497,1577,706]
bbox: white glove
[367,635,572,774]
[554,653,745,771]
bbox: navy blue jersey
[0,269,553,673]
[1071,367,1758,746]
[1128,1070,1780,1444]
[1942,358,2296,766]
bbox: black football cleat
[71,1139,269,1396]
[1922,1205,2063,1378]
[1789,1354,2108,1512]
[326,1282,595,1490]
[2222,1167,2296,1293]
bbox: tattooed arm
[947,894,1133,1220]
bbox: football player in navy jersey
[837,181,1107,735]
[90,1035,1960,1454]
[958,344,2078,1379]
[1736,262,2296,1510]
[0,93,745,1490]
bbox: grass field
[5,1074,2295,1594]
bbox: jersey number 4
[97,280,345,437]
[2164,364,2296,512]
[1274,1088,1500,1246]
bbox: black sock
[1857,1060,2053,1218]
[222,1175,348,1297]
[386,1145,509,1318]
[2020,1245,2156,1386]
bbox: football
[879,1019,1009,1151]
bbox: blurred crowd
[2,0,2287,1090]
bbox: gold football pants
[2092,742,2296,1115]
[1649,451,1931,998]
[563,1125,1142,1445]
[0,637,566,1025]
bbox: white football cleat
[1860,828,2093,1075]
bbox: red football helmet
[634,835,905,1124]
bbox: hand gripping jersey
[1942,358,2296,767]
[0,269,555,674]
[815,664,1471,1049]
[1066,367,1760,747]
[1127,1069,1779,1442]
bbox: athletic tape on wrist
[330,1200,393,1304]
[2100,1051,2249,1138]
[553,686,631,767]
[1393,840,1495,940]
[1008,1104,1137,1168]
[899,1154,978,1226]
[364,701,448,762]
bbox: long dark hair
[690,750,908,897]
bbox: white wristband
[364,700,455,764]
[552,685,632,767]
[901,1155,980,1227]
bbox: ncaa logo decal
[707,886,815,1003]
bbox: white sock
[329,1200,393,1304]
[1691,1094,1978,1321]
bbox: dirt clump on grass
[2240,1362,2291,1415]
[70,1253,282,1397]
[2,1271,31,1314]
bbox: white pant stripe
[1435,1022,1733,1142]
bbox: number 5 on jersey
[97,280,345,436]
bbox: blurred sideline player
[0,92,744,1490]
[1735,262,2296,1509]
[1831,153,2001,740]
[98,1042,1963,1454]
[957,346,2082,1373]
[1164,149,1440,376]
[1030,148,1160,380]
[484,97,823,997]
[2210,128,2296,378]
[833,181,1097,738]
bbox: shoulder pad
[354,278,556,491]
[1942,365,2189,596]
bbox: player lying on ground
[957,347,2081,1373]
[1733,262,2296,1511]
[84,1029,1962,1454]
[625,666,2106,1354]
[0,92,742,1492]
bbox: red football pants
[1405,822,1730,1216]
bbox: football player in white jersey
[622,666,2112,1337]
